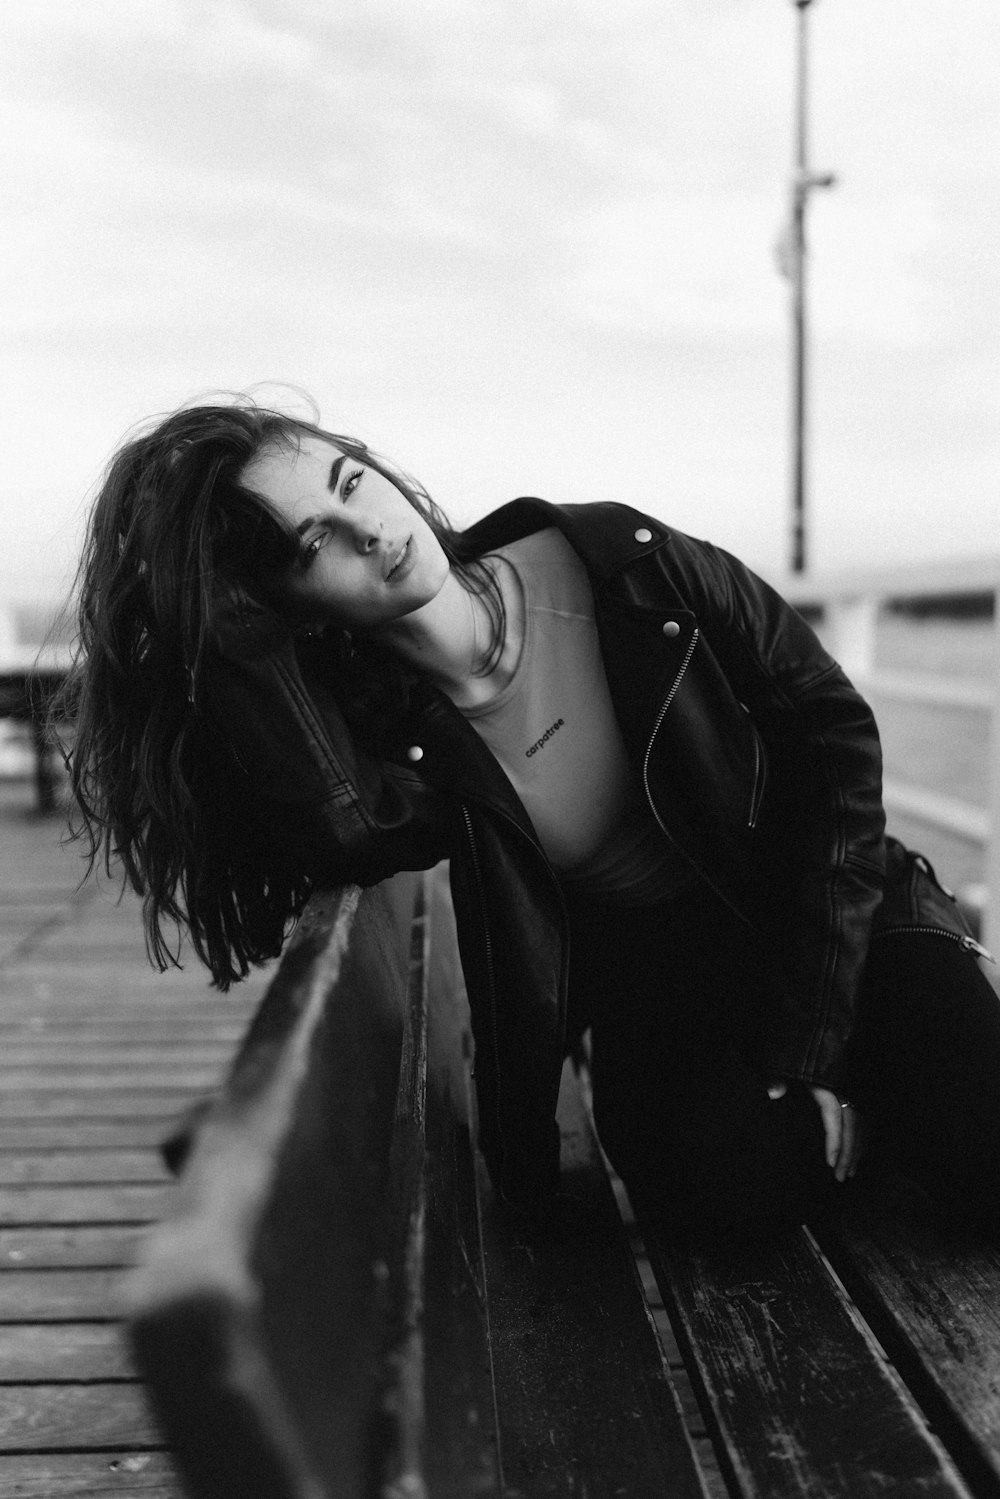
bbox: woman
[67,400,1000,1238]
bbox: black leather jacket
[208,499,983,1208]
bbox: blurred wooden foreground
[0,784,268,1496]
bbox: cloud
[3,0,317,74]
[1,0,998,588]
[559,191,787,338]
[809,194,953,347]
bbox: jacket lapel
[406,685,543,845]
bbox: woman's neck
[372,563,523,711]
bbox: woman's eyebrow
[294,454,350,535]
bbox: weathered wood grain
[419,871,501,1497]
[130,883,402,1499]
[0,1068,223,1090]
[0,1095,201,1120]
[480,1066,706,1499]
[0,1186,172,1224]
[0,1385,161,1449]
[0,1046,235,1067]
[645,1221,971,1499]
[0,1153,170,1186]
[0,818,221,1485]
[818,1176,1000,1497]
[0,1269,126,1320]
[0,977,247,1009]
[0,1321,134,1380]
[0,1025,245,1045]
[0,1450,180,1496]
[0,1227,148,1269]
[0,1124,173,1150]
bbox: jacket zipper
[641,646,991,965]
[642,628,700,837]
[461,802,571,1203]
[461,805,506,1182]
[874,924,995,964]
[748,725,767,829]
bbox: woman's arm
[659,529,886,1093]
[205,598,456,888]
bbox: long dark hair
[61,398,503,988]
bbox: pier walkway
[0,784,269,1497]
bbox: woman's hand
[767,1080,863,1183]
[810,1085,863,1182]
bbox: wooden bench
[128,868,1000,1499]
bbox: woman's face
[242,434,451,631]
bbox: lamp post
[788,0,835,574]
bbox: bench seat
[128,869,1000,1498]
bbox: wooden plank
[0,1095,203,1120]
[0,1047,235,1066]
[0,999,246,1021]
[0,1014,248,1032]
[420,874,503,1496]
[367,897,432,1499]
[644,1222,972,1499]
[0,1069,223,1090]
[0,1227,148,1269]
[0,1385,161,1449]
[0,908,70,929]
[13,949,201,969]
[816,1176,1000,1497]
[0,976,248,1004]
[14,930,158,950]
[480,1063,706,1499]
[0,1269,126,1320]
[0,1322,134,1380]
[0,979,241,997]
[0,1450,180,1497]
[0,1154,170,1186]
[0,1124,174,1150]
[0,1024,245,1043]
[0,881,76,900]
[0,1185,172,1224]
[130,882,413,1499]
[0,959,219,980]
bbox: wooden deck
[0,785,268,1498]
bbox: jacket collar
[430,498,675,836]
[459,498,672,579]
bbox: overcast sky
[3,0,998,601]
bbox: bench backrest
[127,870,700,1497]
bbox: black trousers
[566,883,1000,1238]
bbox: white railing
[0,601,73,675]
[0,601,74,791]
[778,558,1000,952]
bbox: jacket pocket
[873,839,995,962]
[747,720,768,829]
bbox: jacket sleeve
[205,600,456,887]
[663,531,887,1090]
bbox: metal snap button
[662,621,681,638]
[634,527,653,544]
[406,745,424,763]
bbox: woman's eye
[342,467,364,499]
[301,533,327,564]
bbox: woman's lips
[385,536,413,582]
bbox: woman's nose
[347,512,382,552]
